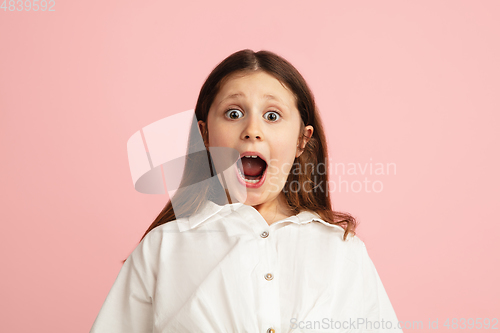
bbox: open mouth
[236,155,267,185]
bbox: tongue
[241,157,266,177]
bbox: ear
[198,120,208,146]
[296,125,314,158]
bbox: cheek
[279,161,294,178]
[208,123,232,146]
[272,144,297,176]
[276,136,298,157]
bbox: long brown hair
[122,49,357,263]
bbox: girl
[90,49,402,332]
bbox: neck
[251,194,295,226]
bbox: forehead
[214,71,297,106]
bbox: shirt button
[266,328,275,333]
[260,231,269,238]
[264,273,273,281]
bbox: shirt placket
[252,215,281,333]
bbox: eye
[264,110,281,122]
[225,108,243,120]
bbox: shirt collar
[177,200,345,232]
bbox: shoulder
[302,212,366,256]
[133,216,191,252]
[306,211,364,246]
[331,229,367,255]
[316,220,368,262]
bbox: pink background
[1,0,499,332]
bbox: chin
[242,193,267,206]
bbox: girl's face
[198,70,313,213]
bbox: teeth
[242,155,258,158]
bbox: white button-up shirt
[90,200,402,332]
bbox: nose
[241,113,263,141]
